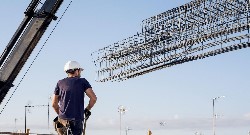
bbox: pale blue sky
[0,1,250,135]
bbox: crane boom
[0,0,64,104]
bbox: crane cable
[0,0,73,115]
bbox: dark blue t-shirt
[54,77,92,121]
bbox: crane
[0,0,64,104]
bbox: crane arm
[0,0,64,104]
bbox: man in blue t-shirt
[52,61,97,135]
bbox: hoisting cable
[0,0,73,115]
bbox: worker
[52,61,97,135]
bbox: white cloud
[173,114,180,119]
[243,113,250,119]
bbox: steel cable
[0,0,73,115]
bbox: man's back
[55,77,91,120]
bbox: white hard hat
[64,61,83,72]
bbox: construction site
[0,0,250,135]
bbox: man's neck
[68,74,79,78]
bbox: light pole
[125,127,132,135]
[24,105,49,133]
[14,118,18,132]
[24,105,30,133]
[212,96,225,135]
[159,121,167,126]
[48,95,52,130]
[118,105,127,135]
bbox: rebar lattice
[91,0,250,82]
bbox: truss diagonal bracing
[91,0,250,82]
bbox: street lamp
[14,118,18,132]
[125,127,132,135]
[212,96,225,135]
[159,121,167,126]
[25,105,32,133]
[118,105,127,135]
[24,105,49,133]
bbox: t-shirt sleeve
[82,78,92,92]
[54,82,60,95]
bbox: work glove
[84,108,91,120]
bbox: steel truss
[91,0,250,82]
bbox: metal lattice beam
[91,0,250,82]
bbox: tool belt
[53,116,66,135]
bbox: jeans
[58,118,83,135]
